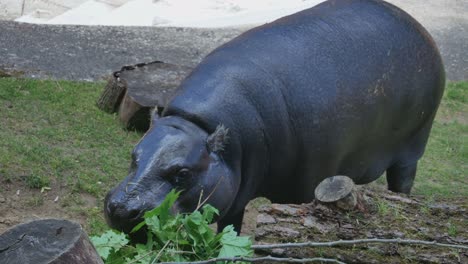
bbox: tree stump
[314,175,358,210]
[96,61,193,131]
[0,219,103,264]
[96,75,127,114]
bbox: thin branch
[151,239,172,264]
[196,189,204,210]
[159,255,346,264]
[194,175,224,211]
[126,249,156,264]
[251,238,468,250]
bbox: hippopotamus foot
[217,210,245,234]
[386,162,417,194]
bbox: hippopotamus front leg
[217,209,245,233]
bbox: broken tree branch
[159,255,346,264]
[251,238,468,250]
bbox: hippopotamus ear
[206,125,229,153]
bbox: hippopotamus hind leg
[386,162,417,194]
[385,118,435,194]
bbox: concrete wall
[0,0,23,20]
[0,0,88,20]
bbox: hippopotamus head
[104,116,238,235]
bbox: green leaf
[131,244,155,264]
[201,204,219,223]
[145,214,161,233]
[90,230,129,260]
[131,189,180,233]
[145,189,180,224]
[218,226,253,259]
[131,220,146,233]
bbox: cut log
[0,219,103,264]
[96,75,127,113]
[97,60,192,131]
[314,175,357,210]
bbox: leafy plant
[91,190,253,263]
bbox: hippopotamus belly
[105,0,445,235]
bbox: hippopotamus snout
[104,186,152,233]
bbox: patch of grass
[447,222,458,237]
[0,78,141,196]
[376,199,390,216]
[445,82,467,104]
[413,81,467,197]
[24,173,50,189]
[26,195,44,207]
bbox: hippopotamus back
[165,0,444,204]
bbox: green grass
[413,81,467,197]
[0,79,141,194]
[0,78,466,235]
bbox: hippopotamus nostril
[107,201,142,220]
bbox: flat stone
[272,226,301,239]
[270,204,302,216]
[255,226,301,239]
[256,213,276,225]
[271,248,286,256]
[302,216,318,228]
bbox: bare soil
[254,185,468,264]
[0,180,99,234]
[1,181,466,264]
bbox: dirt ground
[254,185,467,263]
[0,180,98,234]
[0,178,258,236]
[1,181,467,264]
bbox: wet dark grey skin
[105,0,445,236]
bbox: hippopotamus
[104,0,445,235]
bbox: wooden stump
[315,175,358,210]
[0,219,103,264]
[96,61,193,131]
[96,75,126,113]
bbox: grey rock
[272,226,301,239]
[270,204,302,216]
[302,216,333,234]
[256,213,276,225]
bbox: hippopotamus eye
[169,168,193,186]
[178,168,191,178]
